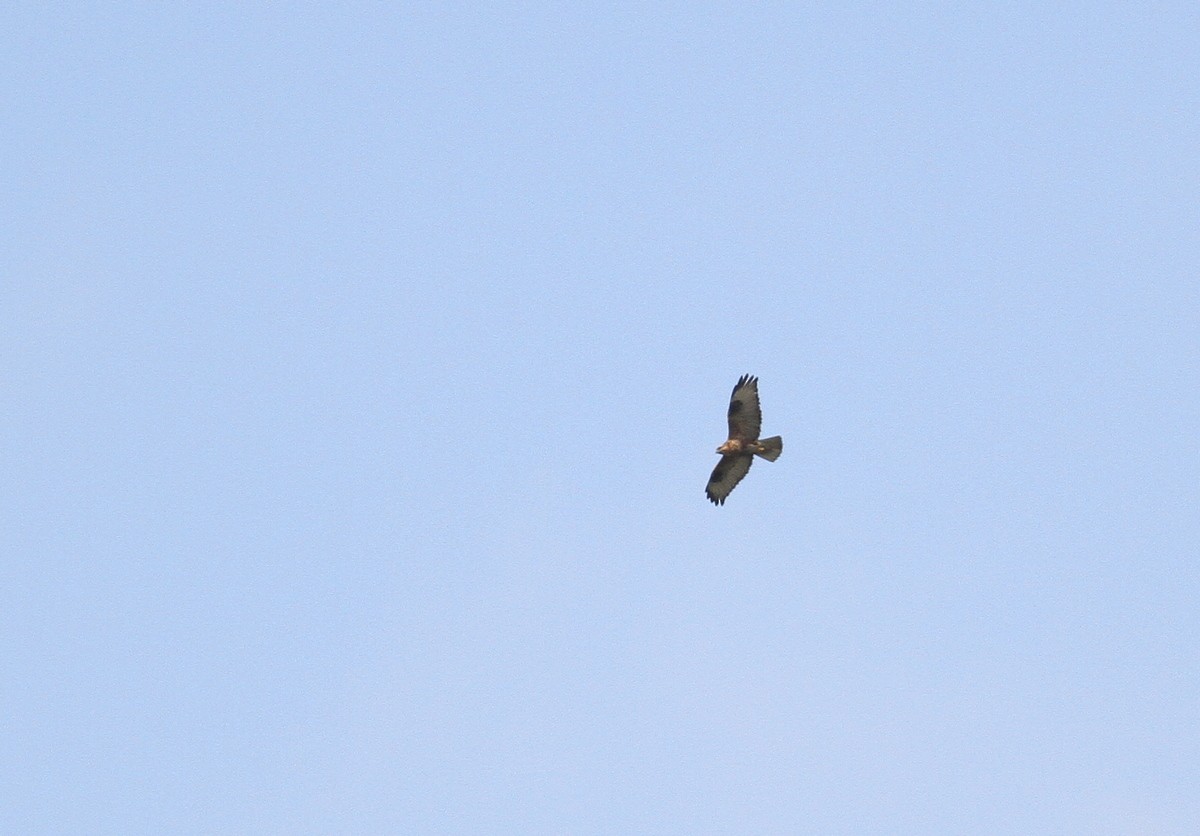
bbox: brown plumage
[706,374,782,505]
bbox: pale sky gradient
[4,4,1199,833]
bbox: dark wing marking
[726,374,762,441]
[706,453,753,505]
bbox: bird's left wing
[726,374,762,441]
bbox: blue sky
[4,4,1198,833]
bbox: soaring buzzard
[706,374,782,505]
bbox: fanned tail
[754,436,782,462]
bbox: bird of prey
[706,374,782,505]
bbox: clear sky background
[4,4,1198,834]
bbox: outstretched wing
[706,453,753,505]
[726,374,762,441]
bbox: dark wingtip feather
[732,373,756,397]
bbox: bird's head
[716,439,742,455]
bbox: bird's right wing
[706,453,753,505]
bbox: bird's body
[706,374,782,505]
